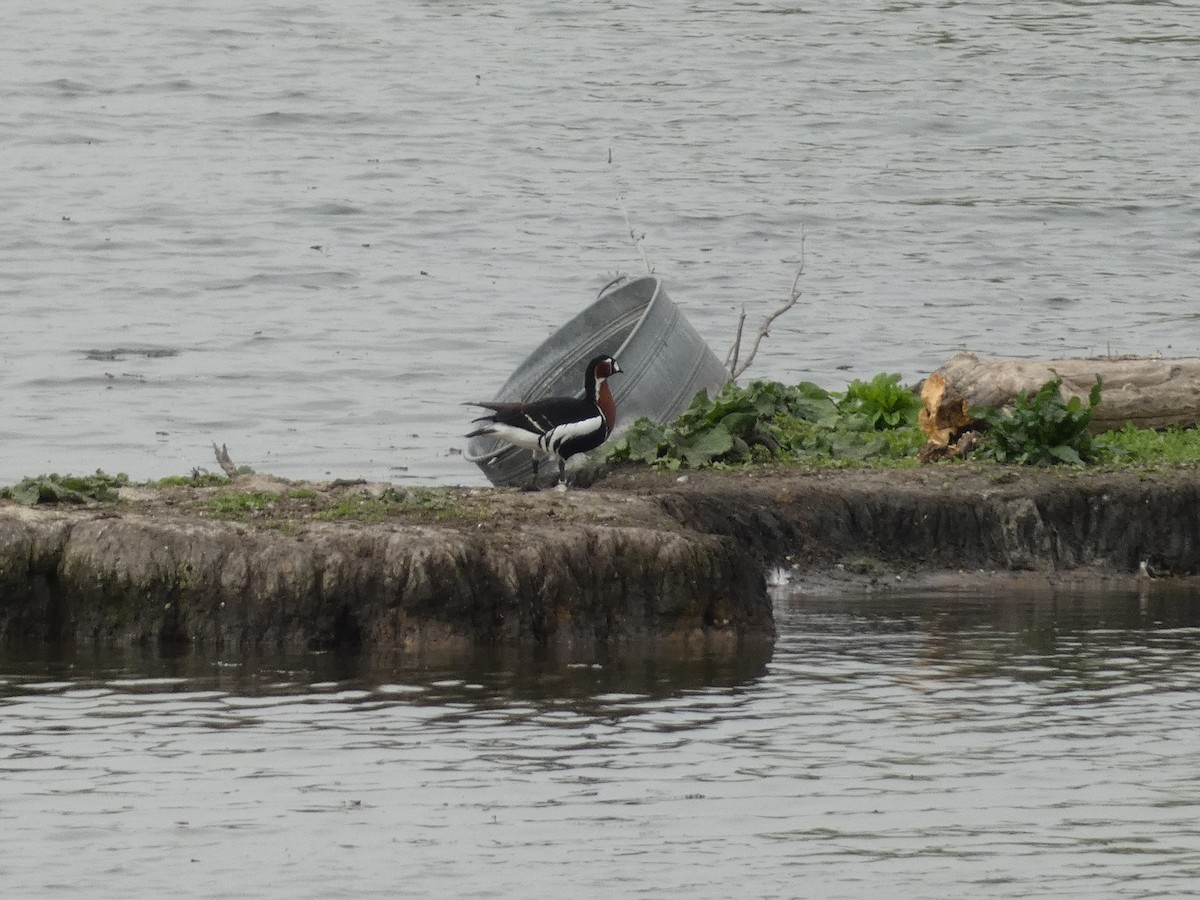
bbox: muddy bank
[0,476,769,652]
[0,465,1197,651]
[648,465,1200,576]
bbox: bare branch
[212,442,239,479]
[725,303,747,372]
[730,231,806,380]
[608,148,654,276]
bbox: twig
[728,231,806,380]
[212,442,239,479]
[608,148,653,276]
[725,304,747,372]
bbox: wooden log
[929,352,1200,433]
[918,372,973,446]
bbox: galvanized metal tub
[465,275,730,487]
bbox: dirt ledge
[1,465,1196,650]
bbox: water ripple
[3,586,1200,896]
[2,0,1198,484]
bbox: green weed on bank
[0,470,129,505]
[974,377,1102,465]
[3,374,1200,506]
[597,375,926,471]
[1096,423,1200,466]
[598,374,1200,472]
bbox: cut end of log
[918,372,975,447]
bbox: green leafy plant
[598,377,925,471]
[151,470,229,488]
[839,373,923,430]
[1,470,128,505]
[975,377,1102,465]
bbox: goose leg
[523,457,541,492]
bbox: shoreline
[1,464,1197,650]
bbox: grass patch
[319,496,392,522]
[317,487,467,522]
[202,491,278,519]
[258,521,302,536]
[1096,423,1200,467]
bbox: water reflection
[0,635,774,706]
[3,585,1200,899]
[779,581,1200,687]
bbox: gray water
[5,8,1200,892]
[2,0,1198,486]
[3,585,1200,898]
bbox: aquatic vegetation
[597,376,926,471]
[974,377,1102,465]
[0,470,129,505]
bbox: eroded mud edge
[0,465,1196,650]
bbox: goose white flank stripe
[466,355,621,490]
